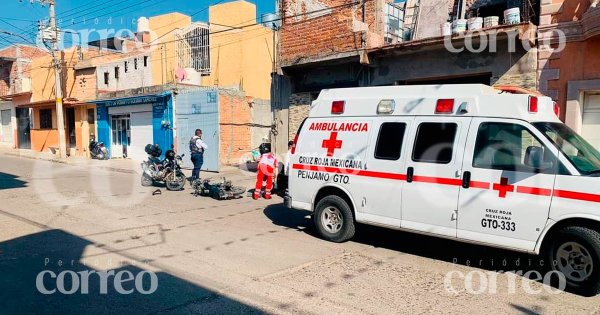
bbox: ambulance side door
[457,118,558,251]
[358,117,413,227]
[401,116,472,238]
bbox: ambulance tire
[547,226,600,296]
[314,195,355,243]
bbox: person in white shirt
[190,129,208,181]
[284,140,293,176]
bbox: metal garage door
[0,109,12,144]
[176,90,220,172]
[582,94,600,149]
[130,111,153,160]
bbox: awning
[16,99,87,108]
[92,92,171,107]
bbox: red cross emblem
[492,177,514,198]
[322,132,343,157]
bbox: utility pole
[28,0,66,157]
[48,0,66,158]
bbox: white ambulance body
[286,84,600,295]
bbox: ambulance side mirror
[525,146,553,171]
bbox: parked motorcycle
[141,144,187,191]
[89,136,108,160]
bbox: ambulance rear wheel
[547,226,600,296]
[314,195,355,243]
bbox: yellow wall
[146,1,273,100]
[148,13,192,86]
[207,0,273,100]
[29,48,98,155]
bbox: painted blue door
[176,90,220,172]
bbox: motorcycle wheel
[141,174,154,187]
[230,186,246,197]
[166,172,186,191]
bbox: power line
[81,1,362,63]
[0,16,37,22]
[146,0,228,39]
[59,0,137,24]
[0,19,37,44]
[60,0,154,28]
[58,0,122,17]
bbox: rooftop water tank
[261,13,281,29]
[137,17,150,33]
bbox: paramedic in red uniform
[253,144,277,200]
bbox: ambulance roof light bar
[331,101,345,115]
[377,99,395,114]
[435,99,455,114]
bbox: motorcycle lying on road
[89,137,108,160]
[140,144,187,191]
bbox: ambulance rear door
[291,117,372,209]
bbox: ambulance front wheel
[314,195,355,243]
[547,226,600,296]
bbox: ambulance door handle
[406,167,414,183]
[462,171,471,189]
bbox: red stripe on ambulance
[293,163,600,204]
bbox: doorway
[66,108,76,148]
[110,115,130,158]
[16,108,30,149]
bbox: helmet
[259,143,271,155]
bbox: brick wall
[280,0,386,66]
[0,45,46,97]
[219,89,252,165]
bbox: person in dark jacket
[190,129,208,181]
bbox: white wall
[96,55,153,92]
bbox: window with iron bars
[176,23,211,75]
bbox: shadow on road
[264,203,544,274]
[0,229,263,314]
[0,172,28,190]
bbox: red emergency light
[529,96,538,113]
[435,99,455,114]
[331,101,345,114]
[553,101,560,117]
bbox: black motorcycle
[141,144,186,191]
[89,136,108,160]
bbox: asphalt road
[0,155,599,314]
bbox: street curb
[2,151,137,174]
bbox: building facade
[0,44,47,149]
[538,0,600,148]
[273,0,542,153]
[93,88,173,161]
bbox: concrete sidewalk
[0,144,255,185]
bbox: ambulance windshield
[534,122,600,176]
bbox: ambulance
[285,84,600,295]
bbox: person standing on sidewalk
[253,144,277,200]
[190,129,208,181]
